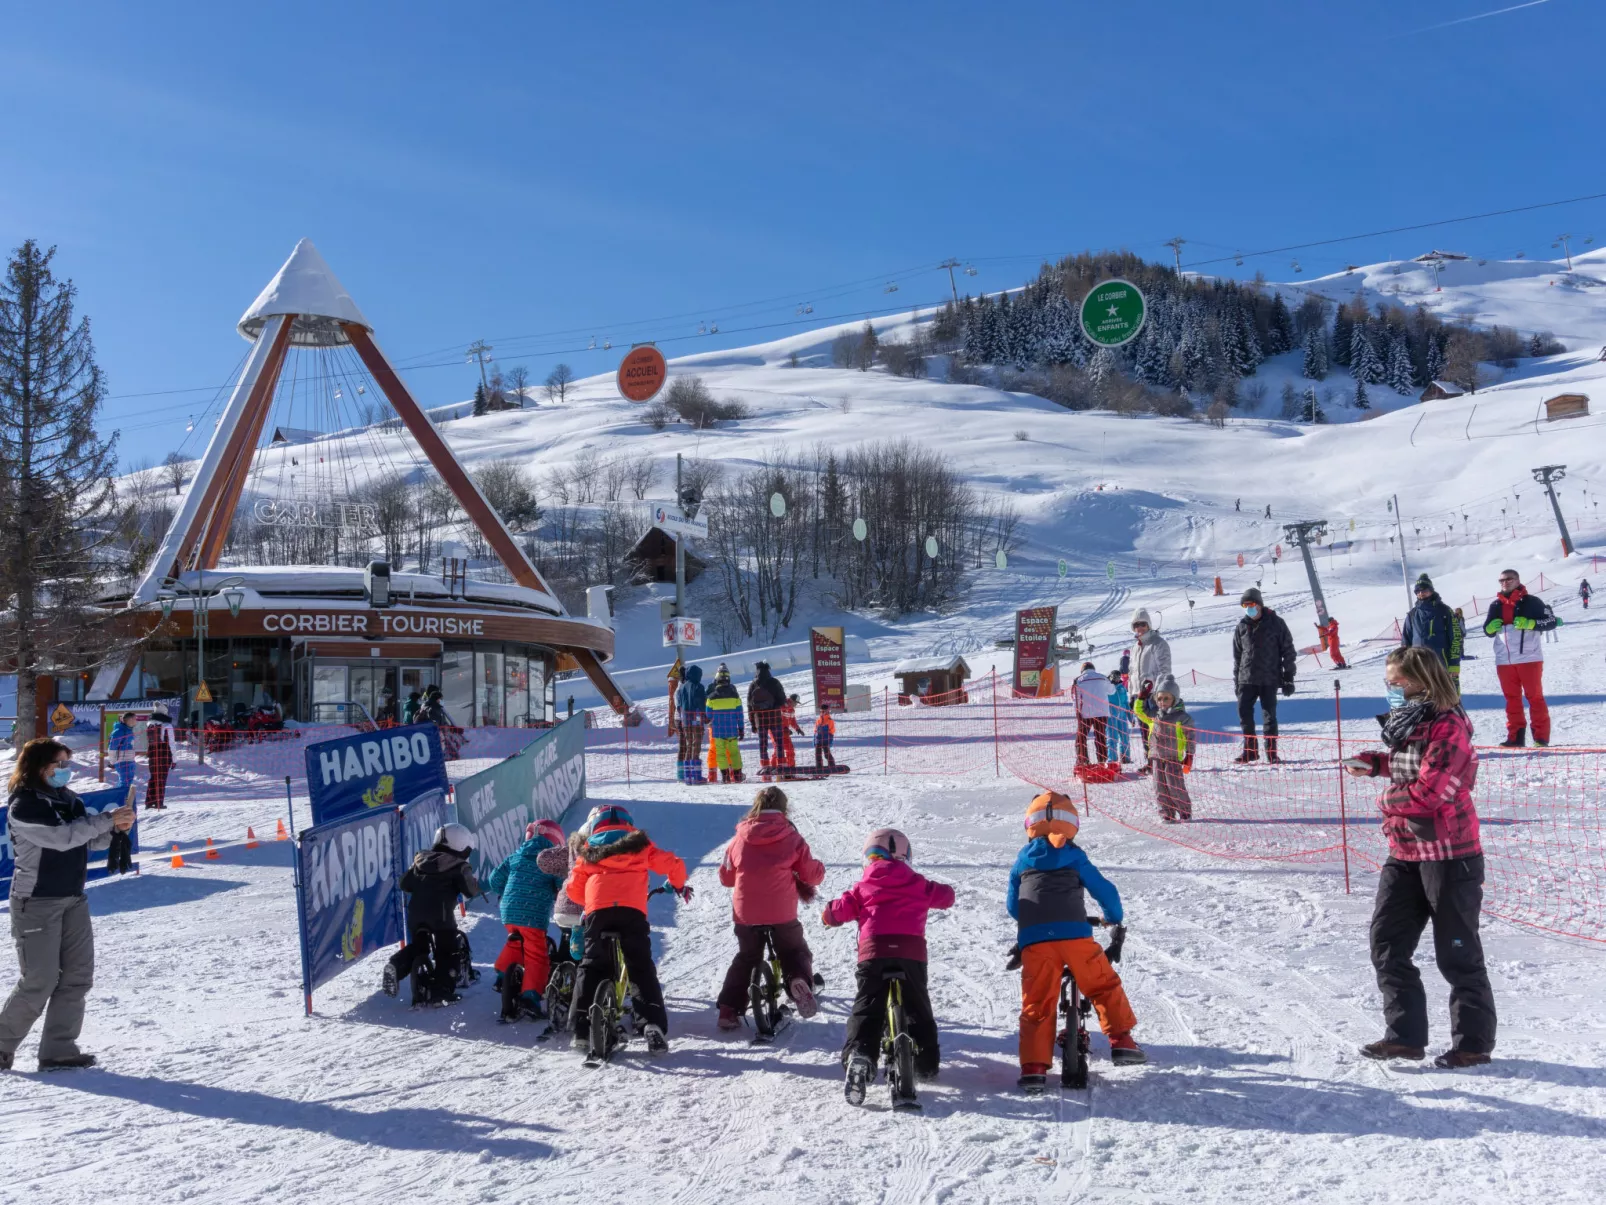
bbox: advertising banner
[398,791,453,877]
[295,808,403,1005]
[1013,606,1058,695]
[98,699,182,780]
[304,723,449,827]
[810,626,846,712]
[454,714,586,889]
[0,780,139,895]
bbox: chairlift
[356,384,366,395]
[964,265,978,276]
[883,283,900,293]
[697,323,706,335]
[1344,264,1359,274]
[1585,236,1595,245]
[1515,251,1525,259]
[1234,253,1244,267]
[588,337,598,349]
[333,388,342,399]
[1291,260,1303,274]
[709,324,718,334]
[603,339,612,349]
[185,416,195,433]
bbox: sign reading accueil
[1079,279,1146,348]
[304,723,450,827]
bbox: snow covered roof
[1424,380,1464,396]
[238,239,373,346]
[893,654,971,677]
[269,426,324,446]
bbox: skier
[1134,674,1194,821]
[565,805,690,1054]
[1399,574,1461,677]
[1317,616,1348,669]
[715,785,825,1030]
[383,823,481,1004]
[823,829,954,1102]
[1265,504,1272,519]
[106,712,138,795]
[487,819,566,1019]
[746,661,788,772]
[673,665,707,783]
[1128,609,1172,773]
[1231,588,1296,764]
[1235,498,1241,512]
[1580,579,1592,610]
[1106,671,1132,764]
[1484,569,1557,747]
[705,665,746,783]
[813,703,837,770]
[143,710,173,810]
[1007,792,1144,1091]
[1072,662,1110,766]
[1345,647,1495,1069]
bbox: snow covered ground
[2,758,1603,1205]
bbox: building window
[505,652,529,726]
[476,649,503,727]
[441,649,472,727]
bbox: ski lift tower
[1283,520,1331,627]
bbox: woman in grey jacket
[0,738,133,1071]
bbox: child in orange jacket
[564,804,690,1053]
[813,704,837,769]
[1007,792,1144,1092]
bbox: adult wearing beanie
[1128,608,1171,773]
[1232,587,1297,764]
[1400,574,1461,677]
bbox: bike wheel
[589,978,617,1061]
[890,1001,918,1104]
[500,962,524,1021]
[750,959,778,1036]
[544,961,576,1032]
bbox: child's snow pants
[1018,938,1136,1069]
[571,906,668,1039]
[1153,759,1192,821]
[493,924,551,993]
[843,957,939,1076]
[709,735,743,774]
[677,722,705,783]
[716,920,815,1012]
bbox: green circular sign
[924,536,939,559]
[995,550,1008,570]
[770,492,786,518]
[1057,558,1068,579]
[852,517,867,541]
[1105,560,1116,580]
[1080,278,1146,348]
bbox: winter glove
[820,907,839,927]
[675,884,694,903]
[795,879,818,904]
[1556,617,1565,627]
[1281,682,1295,697]
[1514,616,1536,631]
[1105,924,1127,964]
[1004,944,1022,971]
[1484,618,1503,635]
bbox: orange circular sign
[616,345,667,402]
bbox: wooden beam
[570,646,635,719]
[342,323,556,598]
[168,315,295,577]
[197,317,295,568]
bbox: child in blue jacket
[1106,673,1131,764]
[488,819,566,1017]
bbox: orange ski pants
[493,925,551,993]
[1019,938,1137,1068]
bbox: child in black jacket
[383,824,481,1004]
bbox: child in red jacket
[715,785,826,1029]
[822,828,954,1102]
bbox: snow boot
[382,961,400,998]
[732,769,745,783]
[787,977,819,1019]
[644,1024,669,1054]
[717,1005,742,1031]
[720,769,732,783]
[1500,727,1526,749]
[844,1053,873,1106]
[1533,736,1550,748]
[1018,1062,1050,1094]
[1233,738,1259,764]
[1433,1049,1492,1069]
[1360,1040,1425,1061]
[1265,738,1281,765]
[38,1053,97,1071]
[0,1050,12,1071]
[1109,1034,1146,1066]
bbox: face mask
[47,767,73,788]
[1385,684,1408,710]
[1244,605,1261,620]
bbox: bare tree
[504,364,531,408]
[599,456,630,503]
[473,458,543,530]
[626,453,655,500]
[569,450,600,504]
[162,450,190,495]
[545,363,575,404]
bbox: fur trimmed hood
[579,827,651,863]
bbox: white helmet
[434,823,475,854]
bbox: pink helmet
[863,828,912,863]
[526,819,565,846]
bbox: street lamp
[159,570,246,765]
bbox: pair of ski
[757,764,851,781]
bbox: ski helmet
[526,818,565,846]
[863,828,911,864]
[1024,791,1079,848]
[587,805,636,849]
[434,823,475,854]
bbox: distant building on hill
[1413,250,1470,263]
[1419,380,1465,403]
[1544,393,1590,422]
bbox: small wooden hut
[893,654,971,705]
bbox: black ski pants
[843,957,939,1075]
[571,906,668,1038]
[716,920,815,1011]
[1370,856,1497,1054]
[390,924,463,1000]
[1236,684,1279,738]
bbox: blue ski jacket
[488,834,563,930]
[1006,838,1122,947]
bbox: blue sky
[2,0,1599,466]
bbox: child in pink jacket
[821,827,954,1092]
[716,785,826,1029]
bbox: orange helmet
[1024,791,1080,847]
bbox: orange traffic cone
[275,819,290,841]
[170,843,186,868]
[245,827,259,849]
[1213,575,1224,596]
[205,837,220,860]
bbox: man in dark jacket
[673,665,707,784]
[1399,574,1461,676]
[1232,587,1297,763]
[746,661,788,772]
[383,824,480,1004]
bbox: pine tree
[1267,294,1294,355]
[1088,346,1116,390]
[1386,334,1415,395]
[1332,303,1355,368]
[472,381,488,416]
[0,241,120,746]
[1302,386,1327,423]
[1301,328,1329,380]
[1424,332,1446,383]
[1280,381,1300,420]
[1350,323,1384,385]
[857,320,879,370]
[1354,378,1371,410]
[1236,309,1263,375]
